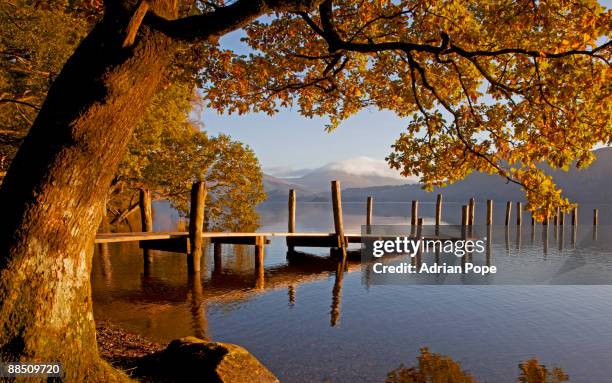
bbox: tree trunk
[0,12,174,379]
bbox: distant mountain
[263,157,413,200]
[264,147,612,204]
[340,147,612,204]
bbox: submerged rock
[137,336,279,382]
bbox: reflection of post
[331,181,347,260]
[571,224,577,248]
[486,225,492,266]
[188,181,206,274]
[255,251,265,290]
[593,208,599,241]
[288,285,296,307]
[139,188,153,269]
[504,201,512,226]
[187,272,209,340]
[288,189,296,251]
[558,223,564,251]
[213,242,222,275]
[461,206,468,239]
[542,221,549,255]
[330,259,345,327]
[515,225,521,252]
[435,194,443,227]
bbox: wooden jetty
[96,181,594,274]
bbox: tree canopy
[1,0,265,231]
[195,0,611,219]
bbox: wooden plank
[287,234,340,248]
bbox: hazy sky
[200,2,611,174]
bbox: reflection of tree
[386,349,569,383]
[385,348,476,383]
[518,359,569,383]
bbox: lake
[92,201,612,382]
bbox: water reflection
[92,202,612,382]
[386,348,568,383]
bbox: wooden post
[188,181,206,274]
[435,194,442,226]
[572,206,578,226]
[139,188,153,267]
[288,189,296,251]
[593,209,599,227]
[486,200,493,226]
[366,196,373,227]
[288,189,296,232]
[531,216,535,226]
[331,181,346,257]
[559,211,565,226]
[516,202,522,226]
[255,236,265,268]
[504,201,512,226]
[468,198,475,225]
[411,200,419,226]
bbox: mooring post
[139,188,153,268]
[559,210,565,226]
[486,199,493,226]
[468,198,475,225]
[255,236,265,268]
[504,201,512,226]
[593,208,599,227]
[366,196,373,227]
[188,181,206,274]
[531,215,535,226]
[331,181,347,258]
[435,194,442,226]
[572,206,578,226]
[411,200,419,226]
[288,189,296,251]
[516,202,522,226]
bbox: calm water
[92,202,612,382]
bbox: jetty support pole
[504,201,512,226]
[188,181,206,274]
[468,198,475,225]
[486,199,493,226]
[366,196,373,234]
[411,200,419,226]
[139,188,153,268]
[332,181,347,259]
[288,189,296,251]
[516,202,522,226]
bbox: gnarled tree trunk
[0,11,174,379]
